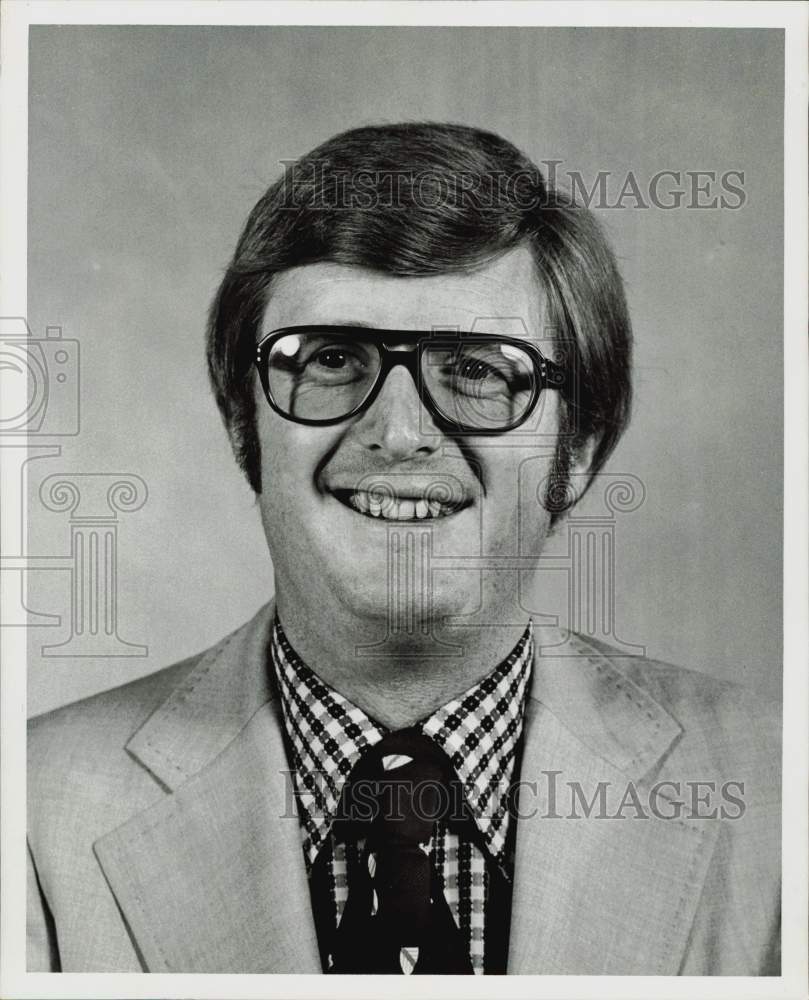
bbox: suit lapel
[91,605,718,974]
[509,632,721,974]
[94,602,321,972]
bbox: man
[27,123,780,975]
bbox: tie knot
[335,728,456,844]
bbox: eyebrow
[270,321,472,334]
[315,318,376,328]
[323,324,426,344]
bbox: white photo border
[2,2,806,998]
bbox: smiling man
[253,249,575,727]
[28,123,780,976]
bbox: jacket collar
[125,606,681,794]
[94,601,323,972]
[95,603,715,974]
[123,602,278,791]
[529,626,683,777]
[509,627,719,974]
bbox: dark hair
[206,122,632,513]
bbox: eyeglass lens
[265,330,536,429]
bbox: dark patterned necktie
[328,728,474,974]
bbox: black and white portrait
[3,4,805,997]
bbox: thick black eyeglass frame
[254,325,568,435]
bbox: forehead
[260,245,544,338]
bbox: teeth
[341,491,457,521]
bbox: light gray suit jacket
[27,602,781,974]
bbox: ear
[565,435,598,509]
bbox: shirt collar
[271,617,533,871]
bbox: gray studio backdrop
[24,26,783,716]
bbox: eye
[295,339,375,386]
[314,347,352,369]
[457,357,500,382]
[450,353,511,393]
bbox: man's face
[256,246,578,628]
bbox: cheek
[256,408,344,516]
[256,402,307,482]
[478,444,559,556]
[255,409,307,528]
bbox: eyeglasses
[254,325,567,434]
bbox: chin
[338,570,477,630]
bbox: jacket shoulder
[29,603,276,824]
[28,651,204,831]
[581,633,781,790]
[30,653,199,765]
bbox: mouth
[331,488,468,522]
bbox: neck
[274,584,527,729]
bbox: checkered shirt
[270,616,533,974]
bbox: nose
[354,363,440,461]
